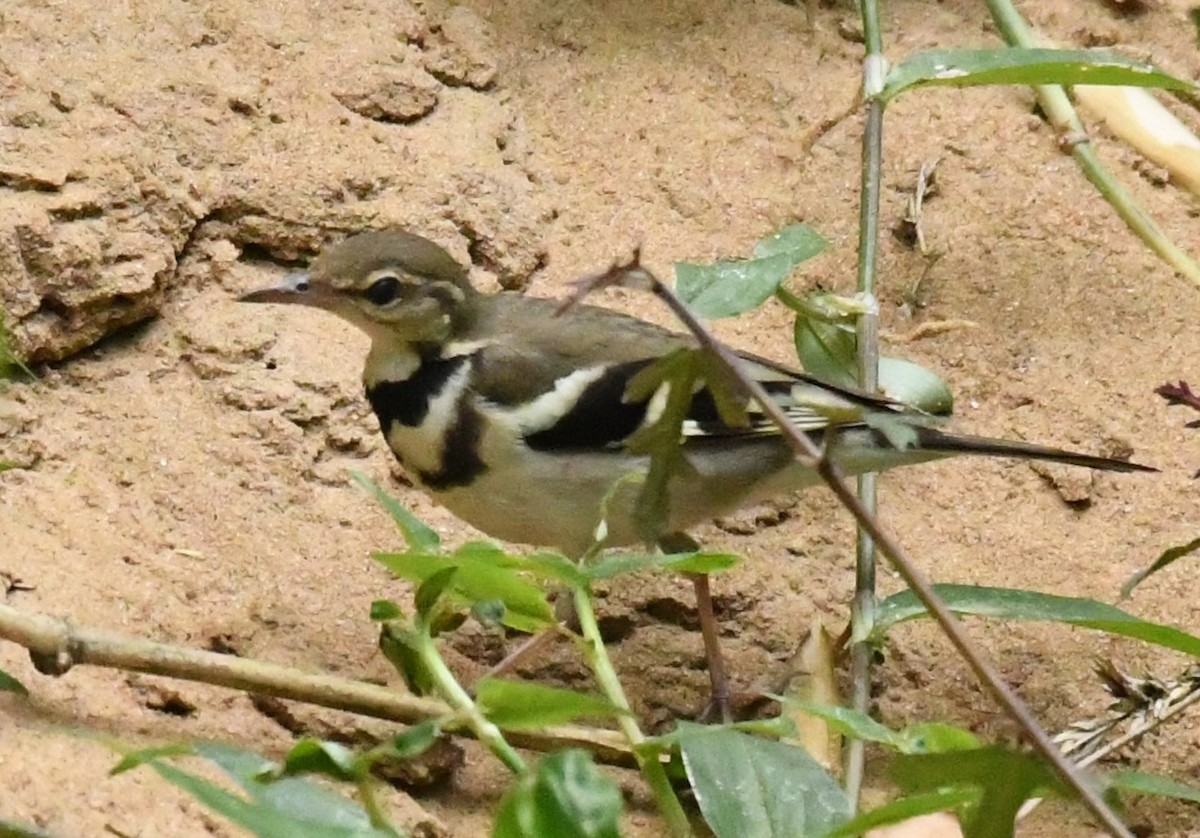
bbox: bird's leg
[659,532,732,723]
[690,571,732,723]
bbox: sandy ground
[2,0,1200,834]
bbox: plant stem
[357,779,401,836]
[859,0,883,55]
[846,0,886,807]
[984,0,1200,287]
[572,585,693,838]
[416,624,528,776]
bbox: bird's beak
[239,271,337,308]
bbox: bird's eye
[364,275,402,306]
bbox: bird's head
[239,229,477,345]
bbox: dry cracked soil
[3,0,1200,835]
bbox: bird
[240,228,1154,714]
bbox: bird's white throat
[363,339,421,389]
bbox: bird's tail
[913,427,1157,473]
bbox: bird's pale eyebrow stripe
[366,355,470,429]
[365,268,419,287]
[524,360,655,451]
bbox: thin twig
[1079,686,1200,769]
[897,159,942,256]
[1021,662,1200,822]
[0,603,638,768]
[1075,662,1200,769]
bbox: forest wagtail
[241,229,1153,714]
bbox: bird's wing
[461,294,916,451]
[686,352,915,438]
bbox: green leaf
[476,678,624,730]
[493,750,622,838]
[493,789,526,837]
[821,787,979,838]
[678,724,851,838]
[788,702,902,749]
[519,551,588,587]
[427,606,467,636]
[1108,769,1200,804]
[1121,535,1200,600]
[700,354,754,430]
[275,740,360,782]
[351,471,441,552]
[199,743,401,836]
[898,722,981,755]
[111,743,197,775]
[471,599,507,626]
[389,721,442,761]
[870,584,1200,657]
[659,551,740,575]
[753,224,829,263]
[118,743,399,838]
[676,224,828,319]
[787,704,980,756]
[585,550,739,581]
[793,310,856,388]
[0,667,28,696]
[674,251,794,319]
[623,351,703,542]
[881,48,1196,103]
[877,358,954,415]
[379,623,436,696]
[373,546,554,633]
[369,600,405,621]
[891,747,1065,838]
[791,295,953,414]
[414,567,458,619]
[622,347,691,403]
[455,541,516,562]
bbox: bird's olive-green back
[461,294,694,407]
